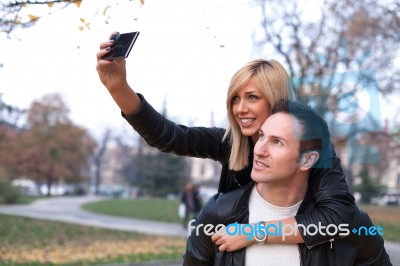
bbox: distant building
[189,157,221,186]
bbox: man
[184,99,391,265]
[181,182,203,228]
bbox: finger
[214,237,225,246]
[99,40,114,50]
[109,31,119,39]
[215,226,226,236]
[96,49,112,61]
[211,234,221,242]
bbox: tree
[253,0,399,120]
[136,148,189,197]
[116,101,190,197]
[92,128,112,194]
[355,167,384,204]
[18,93,96,195]
[0,93,25,126]
[253,0,399,95]
[0,95,28,180]
[0,0,143,36]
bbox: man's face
[251,112,303,184]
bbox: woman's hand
[96,32,128,92]
[211,224,255,252]
[95,32,142,116]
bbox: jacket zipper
[302,205,345,250]
[307,238,334,249]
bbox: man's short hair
[272,99,332,167]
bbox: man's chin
[251,172,265,183]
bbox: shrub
[0,174,20,204]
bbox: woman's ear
[298,151,320,170]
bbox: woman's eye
[232,96,239,102]
[249,95,259,100]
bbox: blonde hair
[223,59,295,171]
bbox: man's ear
[298,151,320,170]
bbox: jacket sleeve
[123,93,226,161]
[354,209,392,266]
[362,239,393,266]
[295,145,357,247]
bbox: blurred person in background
[181,182,203,228]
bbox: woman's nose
[236,100,248,113]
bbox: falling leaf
[140,0,145,5]
[47,3,54,7]
[80,18,85,23]
[219,44,225,48]
[78,26,84,32]
[28,15,40,22]
[74,0,82,8]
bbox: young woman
[96,35,355,250]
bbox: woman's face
[231,78,271,143]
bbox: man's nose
[254,142,268,157]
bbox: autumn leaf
[28,15,40,22]
[47,3,54,7]
[80,18,86,23]
[74,0,82,8]
[140,0,145,5]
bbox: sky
[0,0,398,141]
[0,0,257,139]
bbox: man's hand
[211,224,255,252]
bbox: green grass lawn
[359,204,400,242]
[82,197,182,224]
[2,196,398,265]
[0,214,186,266]
[15,195,46,204]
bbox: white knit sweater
[245,186,302,266]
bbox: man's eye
[258,133,265,141]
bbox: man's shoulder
[201,182,254,225]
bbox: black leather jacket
[124,94,355,246]
[184,182,392,266]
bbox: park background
[0,0,399,265]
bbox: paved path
[0,196,187,237]
[1,196,400,266]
